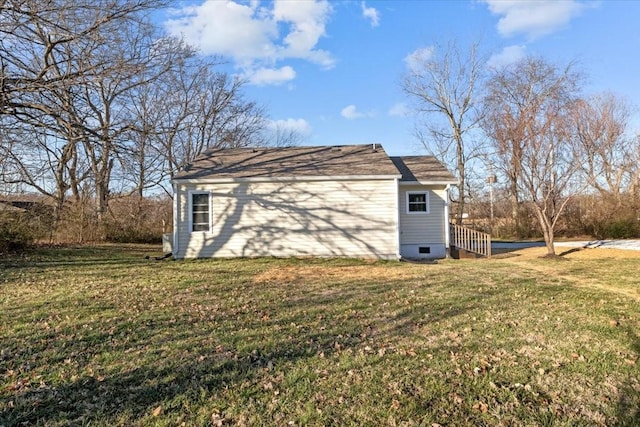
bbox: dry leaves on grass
[500,247,640,302]
[253,265,417,285]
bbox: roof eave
[399,179,459,186]
[172,174,403,184]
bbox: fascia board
[399,180,459,186]
[172,175,403,184]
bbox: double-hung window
[407,191,429,214]
[191,192,210,232]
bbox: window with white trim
[407,191,429,214]
[191,192,210,232]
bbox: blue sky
[162,0,640,156]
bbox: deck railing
[450,223,491,258]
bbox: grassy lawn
[1,245,639,426]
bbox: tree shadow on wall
[186,181,398,259]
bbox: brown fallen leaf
[152,405,162,417]
[211,413,225,426]
[472,401,488,413]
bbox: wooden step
[450,246,481,259]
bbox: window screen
[192,193,210,232]
[407,192,428,213]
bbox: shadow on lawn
[1,277,485,425]
[0,254,157,270]
[614,326,640,426]
[3,320,355,425]
[8,257,632,425]
[0,245,159,271]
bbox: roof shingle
[390,156,457,183]
[174,144,456,184]
[175,144,400,180]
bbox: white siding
[398,184,448,258]
[174,179,399,259]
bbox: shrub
[104,223,162,244]
[604,218,639,239]
[53,199,101,243]
[103,195,171,244]
[0,212,35,254]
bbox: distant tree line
[0,0,301,248]
[404,42,640,256]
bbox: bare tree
[483,56,583,256]
[402,41,485,224]
[0,0,281,243]
[630,136,640,204]
[127,55,266,194]
[482,78,526,235]
[569,93,640,237]
[121,82,167,199]
[0,0,164,115]
[262,122,306,148]
[0,0,165,232]
[570,92,633,202]
[72,19,179,228]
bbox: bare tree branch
[482,56,584,255]
[402,40,485,224]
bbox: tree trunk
[94,159,113,240]
[508,175,523,237]
[533,206,556,256]
[455,134,465,225]
[543,227,555,256]
[456,170,465,225]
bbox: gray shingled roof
[390,156,457,183]
[175,145,400,179]
[174,144,456,184]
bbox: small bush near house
[52,195,172,244]
[103,195,171,244]
[0,212,35,254]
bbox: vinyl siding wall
[398,184,448,258]
[174,179,399,259]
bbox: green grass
[1,245,639,426]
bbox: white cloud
[341,105,364,120]
[481,0,588,39]
[404,46,434,72]
[361,1,380,27]
[273,0,334,68]
[487,45,527,68]
[388,102,410,117]
[165,0,334,85]
[248,66,296,86]
[341,104,376,120]
[165,2,276,63]
[268,118,312,135]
